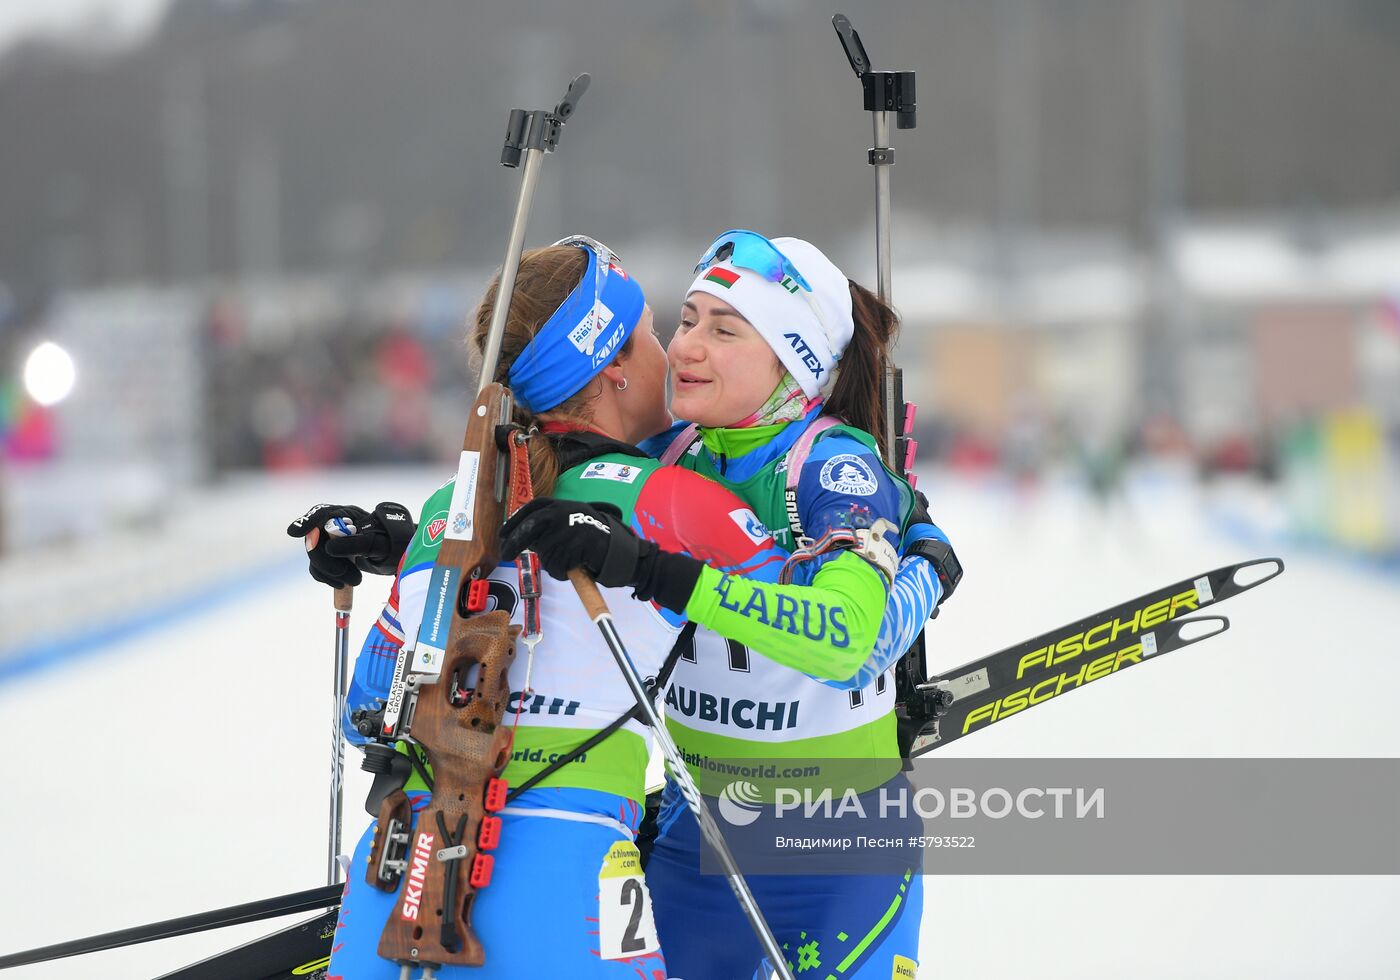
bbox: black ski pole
[0,884,342,971]
[567,572,795,980]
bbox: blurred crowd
[4,276,1396,566]
[1,1,1397,570]
[203,296,461,471]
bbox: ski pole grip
[568,569,611,622]
[334,586,354,614]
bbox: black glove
[287,502,417,588]
[499,497,703,614]
[910,488,932,527]
[902,488,963,602]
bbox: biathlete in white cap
[506,230,950,979]
[296,235,947,977]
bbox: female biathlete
[295,237,945,978]
[504,231,950,980]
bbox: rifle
[832,13,917,472]
[832,15,964,758]
[362,72,794,980]
[353,75,590,974]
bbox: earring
[616,378,628,391]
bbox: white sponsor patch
[380,644,413,735]
[445,451,481,541]
[818,453,879,496]
[579,460,641,484]
[567,301,615,355]
[727,508,772,546]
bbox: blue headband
[507,239,646,413]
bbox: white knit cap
[686,237,855,399]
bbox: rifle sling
[505,621,695,803]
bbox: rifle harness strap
[505,622,696,804]
[656,416,845,549]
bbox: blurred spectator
[373,322,433,462]
[204,286,466,471]
[1,385,56,462]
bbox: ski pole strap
[504,622,696,803]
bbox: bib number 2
[597,841,660,960]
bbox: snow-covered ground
[1,466,1397,979]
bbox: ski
[902,557,1284,756]
[2,557,1285,976]
[155,909,338,980]
[907,613,1229,755]
[0,884,342,972]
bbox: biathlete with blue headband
[297,236,946,978]
[504,231,952,980]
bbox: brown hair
[824,280,900,458]
[468,245,635,492]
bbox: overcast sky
[0,0,170,50]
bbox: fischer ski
[155,909,338,980]
[0,884,342,972]
[900,557,1283,756]
[908,614,1229,755]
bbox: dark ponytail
[825,280,899,458]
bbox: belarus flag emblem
[704,267,740,289]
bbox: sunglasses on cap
[694,229,833,337]
[554,234,628,303]
[693,229,813,292]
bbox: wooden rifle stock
[371,383,520,969]
[366,73,586,972]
